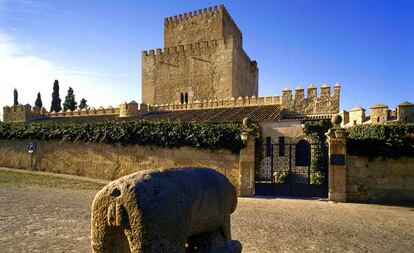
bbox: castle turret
[348,106,366,126]
[370,103,389,124]
[397,101,414,122]
[142,5,258,105]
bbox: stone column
[326,115,347,202]
[238,117,257,197]
[239,134,255,196]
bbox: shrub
[0,120,244,152]
[347,123,414,158]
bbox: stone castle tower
[142,5,258,105]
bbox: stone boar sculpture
[91,167,242,253]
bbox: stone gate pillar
[239,134,255,196]
[326,115,347,202]
[238,117,256,197]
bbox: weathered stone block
[91,168,242,253]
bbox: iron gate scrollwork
[255,138,328,197]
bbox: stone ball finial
[332,114,342,127]
[242,117,252,128]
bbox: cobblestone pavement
[0,173,413,252]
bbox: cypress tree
[63,87,77,111]
[50,80,62,112]
[79,98,89,109]
[13,88,18,106]
[35,92,43,108]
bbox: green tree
[35,92,43,108]
[50,80,62,112]
[13,88,18,106]
[63,87,77,111]
[79,98,89,109]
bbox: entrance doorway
[255,138,328,197]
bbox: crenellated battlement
[149,95,279,112]
[47,105,121,118]
[164,6,220,24]
[2,104,47,122]
[281,83,340,114]
[142,36,234,60]
[147,84,340,115]
[2,101,151,122]
[2,84,340,123]
[163,5,242,39]
[163,5,242,48]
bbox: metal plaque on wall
[330,154,345,165]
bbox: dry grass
[0,170,105,190]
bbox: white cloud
[0,30,130,118]
[0,0,57,14]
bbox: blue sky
[0,0,413,112]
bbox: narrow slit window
[180,93,184,104]
[279,137,285,157]
[265,137,272,157]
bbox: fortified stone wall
[47,106,120,118]
[142,37,258,105]
[142,5,258,106]
[0,139,242,194]
[282,83,340,115]
[233,48,258,98]
[346,155,414,203]
[2,101,143,122]
[164,5,242,48]
[142,38,235,104]
[149,84,337,114]
[3,104,47,123]
[3,85,339,122]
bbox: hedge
[347,123,414,158]
[0,120,244,152]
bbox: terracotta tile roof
[139,105,283,123]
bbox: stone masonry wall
[232,48,258,99]
[143,4,257,106]
[142,38,235,105]
[346,155,414,203]
[282,84,340,115]
[0,139,241,193]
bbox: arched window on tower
[180,93,184,104]
[185,93,188,104]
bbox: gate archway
[255,138,328,197]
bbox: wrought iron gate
[255,139,328,197]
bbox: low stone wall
[0,140,241,193]
[347,155,414,203]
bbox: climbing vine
[303,120,333,184]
